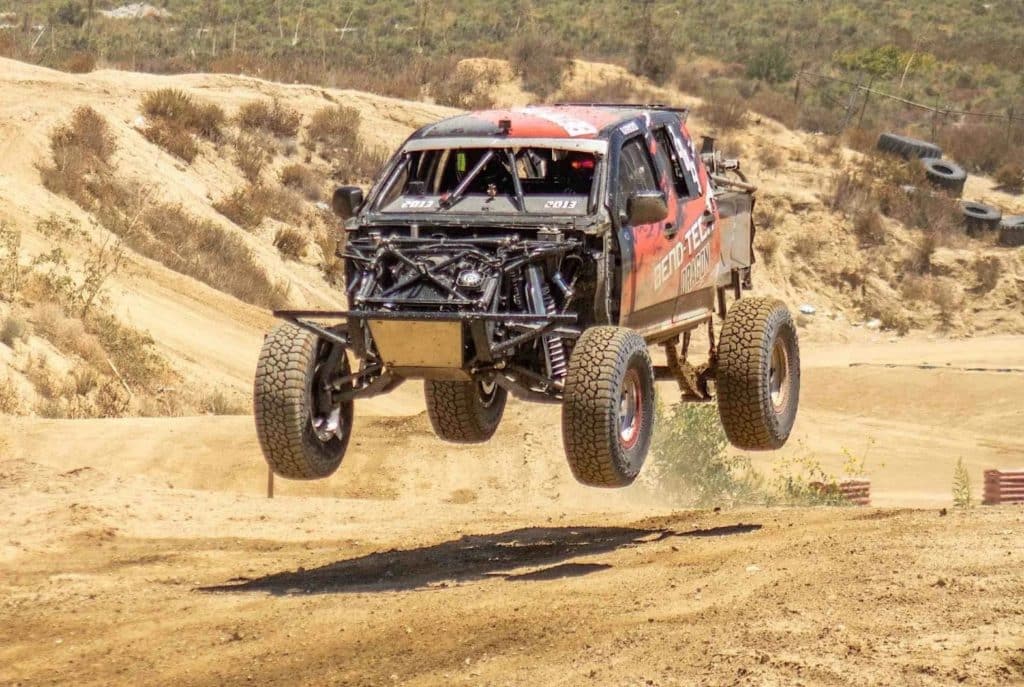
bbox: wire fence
[793,70,1023,137]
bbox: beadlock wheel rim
[618,368,643,449]
[769,338,790,414]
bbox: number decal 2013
[544,200,578,209]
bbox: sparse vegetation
[306,105,361,158]
[237,99,301,139]
[648,404,856,508]
[39,106,116,204]
[699,91,747,131]
[280,164,323,201]
[233,134,268,183]
[1,314,29,347]
[214,184,304,230]
[430,61,499,110]
[141,89,225,141]
[952,457,972,508]
[994,162,1023,193]
[273,227,308,261]
[140,89,225,162]
[509,33,572,99]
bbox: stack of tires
[876,133,1021,244]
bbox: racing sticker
[516,107,598,137]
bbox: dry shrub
[306,105,361,158]
[829,168,886,246]
[141,88,225,140]
[867,156,962,240]
[142,119,199,162]
[1,313,28,347]
[31,302,107,367]
[237,99,301,138]
[0,221,20,299]
[755,230,780,266]
[843,126,881,153]
[972,255,1002,293]
[273,227,308,261]
[331,144,388,184]
[788,232,823,260]
[430,62,499,110]
[314,228,344,284]
[201,390,247,415]
[509,33,573,99]
[900,274,933,301]
[128,203,288,308]
[699,92,747,131]
[0,375,22,415]
[233,134,268,183]
[280,163,323,201]
[63,51,96,73]
[930,278,963,330]
[938,122,1023,174]
[746,89,798,128]
[853,207,886,245]
[757,145,784,170]
[994,162,1023,193]
[40,106,115,204]
[214,184,304,230]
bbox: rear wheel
[253,323,353,479]
[562,327,655,488]
[716,298,800,451]
[424,379,507,443]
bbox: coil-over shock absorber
[525,264,568,383]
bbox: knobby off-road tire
[876,132,942,160]
[716,298,800,451]
[253,323,353,479]
[921,158,967,196]
[424,380,507,443]
[562,327,655,488]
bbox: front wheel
[716,298,800,450]
[253,323,353,479]
[561,327,655,488]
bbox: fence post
[857,77,875,128]
[267,467,274,498]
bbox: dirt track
[2,336,1024,686]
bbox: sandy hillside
[1,58,1023,686]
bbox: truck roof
[411,104,688,142]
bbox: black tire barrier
[961,201,1003,236]
[921,158,967,196]
[999,215,1024,247]
[876,132,943,160]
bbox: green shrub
[647,403,763,507]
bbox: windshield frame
[368,137,608,217]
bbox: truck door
[615,134,679,330]
[653,123,719,322]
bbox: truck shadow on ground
[199,523,761,595]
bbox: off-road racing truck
[254,104,800,487]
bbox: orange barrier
[983,469,1024,505]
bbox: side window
[616,137,658,219]
[652,128,691,198]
